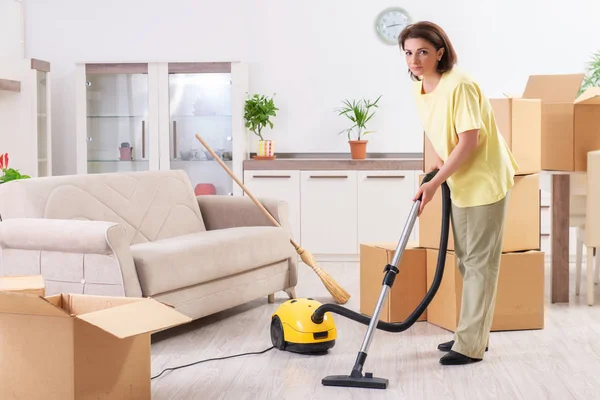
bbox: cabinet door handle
[366,175,405,179]
[252,175,291,178]
[173,121,177,159]
[309,175,348,179]
[142,121,146,159]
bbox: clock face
[375,7,411,45]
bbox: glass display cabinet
[75,61,248,196]
[79,63,150,174]
[167,63,233,195]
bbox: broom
[195,134,351,305]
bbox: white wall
[23,0,600,175]
[0,0,24,76]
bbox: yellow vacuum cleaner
[270,169,451,389]
[271,297,337,354]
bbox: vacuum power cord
[151,346,275,380]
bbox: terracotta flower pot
[349,140,368,160]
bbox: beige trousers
[450,191,510,359]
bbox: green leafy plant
[244,93,278,141]
[0,153,30,184]
[580,50,600,95]
[336,95,382,141]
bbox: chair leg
[587,247,595,306]
[576,228,583,295]
[594,248,600,285]
[267,294,275,304]
[284,287,296,299]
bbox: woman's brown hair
[398,21,458,81]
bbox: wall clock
[375,7,412,45]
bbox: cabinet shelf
[87,115,147,119]
[86,115,232,119]
[0,78,21,92]
[171,115,232,118]
[88,159,149,163]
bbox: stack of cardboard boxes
[360,73,600,332]
[416,172,545,332]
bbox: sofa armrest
[0,218,143,297]
[196,195,292,233]
[0,218,124,254]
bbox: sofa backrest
[0,170,207,244]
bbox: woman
[398,21,519,366]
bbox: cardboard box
[418,173,540,252]
[360,243,427,322]
[0,275,45,296]
[425,74,600,173]
[0,292,192,400]
[491,75,600,172]
[425,249,545,332]
[489,96,542,175]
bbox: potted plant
[580,50,600,95]
[336,95,382,159]
[0,153,30,184]
[244,93,278,159]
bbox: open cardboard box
[425,249,545,332]
[0,291,192,400]
[360,242,427,322]
[425,73,600,173]
[417,173,540,252]
[0,274,45,296]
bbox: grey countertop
[243,152,424,170]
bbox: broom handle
[195,134,298,246]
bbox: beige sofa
[0,170,297,319]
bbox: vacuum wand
[355,198,420,361]
[314,169,452,390]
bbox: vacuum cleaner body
[271,298,337,354]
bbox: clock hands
[385,23,404,28]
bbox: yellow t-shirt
[413,66,519,208]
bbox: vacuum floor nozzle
[322,373,388,390]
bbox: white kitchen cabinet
[300,170,358,255]
[243,170,301,243]
[357,170,417,245]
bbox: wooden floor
[151,260,600,400]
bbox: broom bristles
[296,244,351,304]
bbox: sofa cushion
[130,226,294,296]
[0,170,206,245]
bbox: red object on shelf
[194,183,217,196]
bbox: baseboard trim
[313,254,360,263]
[311,253,581,264]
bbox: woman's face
[403,38,444,79]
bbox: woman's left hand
[413,181,439,216]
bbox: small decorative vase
[119,146,133,161]
[257,140,275,158]
[349,140,368,160]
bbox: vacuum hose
[311,170,450,332]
